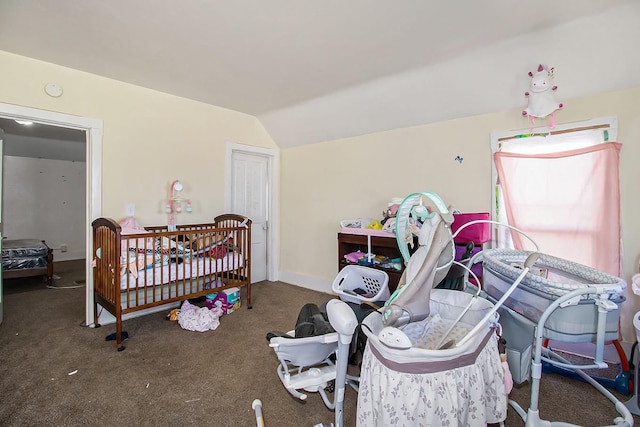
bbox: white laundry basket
[332,265,390,304]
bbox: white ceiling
[1,0,639,148]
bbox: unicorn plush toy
[522,64,563,128]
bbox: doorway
[0,102,102,328]
[225,142,279,282]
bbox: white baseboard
[278,270,333,295]
[53,250,85,262]
[94,301,180,327]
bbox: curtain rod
[497,124,610,142]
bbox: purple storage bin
[451,212,491,244]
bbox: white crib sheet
[120,253,242,290]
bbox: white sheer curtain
[493,130,621,276]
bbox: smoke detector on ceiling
[44,83,63,97]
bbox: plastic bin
[450,212,491,244]
[332,265,390,304]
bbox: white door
[230,151,269,282]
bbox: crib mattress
[121,252,243,290]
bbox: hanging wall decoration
[165,179,192,231]
[522,64,563,129]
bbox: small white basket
[332,265,390,304]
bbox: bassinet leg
[247,283,252,309]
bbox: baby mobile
[522,64,563,129]
[165,179,192,231]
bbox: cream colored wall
[280,87,640,341]
[0,51,277,224]
[3,49,640,340]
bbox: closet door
[230,151,269,282]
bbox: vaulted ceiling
[1,1,639,148]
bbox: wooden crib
[92,214,251,351]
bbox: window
[490,117,621,276]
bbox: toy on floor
[177,300,223,332]
[167,308,180,321]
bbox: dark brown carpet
[1,260,639,426]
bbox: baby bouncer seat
[267,298,359,427]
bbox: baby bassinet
[356,192,509,426]
[474,250,633,426]
[479,249,625,384]
[358,289,508,426]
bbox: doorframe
[0,102,102,327]
[0,129,3,324]
[224,141,279,282]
